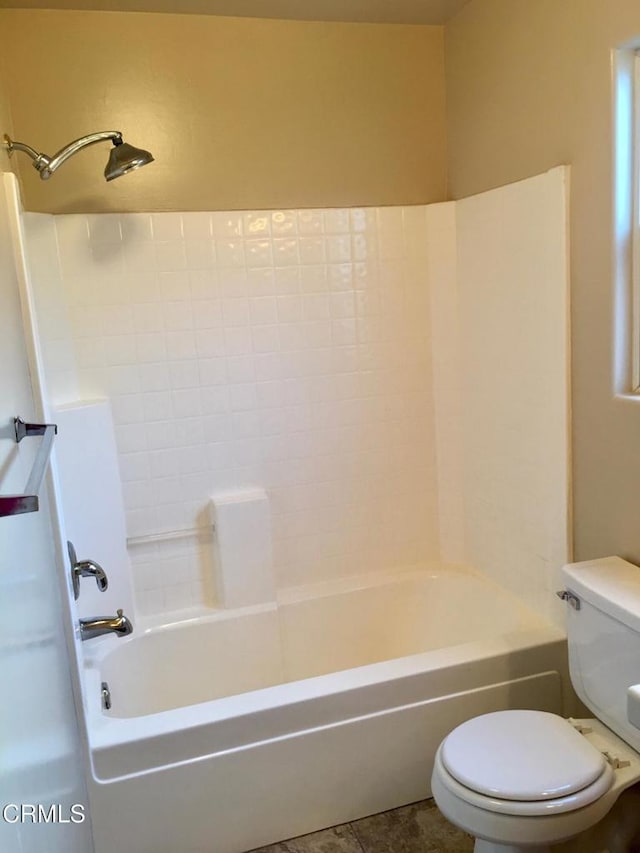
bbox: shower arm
[4,131,123,180]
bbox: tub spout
[79,609,133,641]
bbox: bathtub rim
[79,562,568,781]
[84,623,565,774]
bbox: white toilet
[431,556,640,853]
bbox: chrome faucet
[79,609,133,641]
[68,540,109,600]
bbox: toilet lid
[441,710,608,801]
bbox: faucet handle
[68,540,109,600]
[84,563,108,592]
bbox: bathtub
[82,564,569,853]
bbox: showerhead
[104,139,154,181]
[3,130,154,182]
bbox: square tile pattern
[24,173,568,624]
[27,206,443,616]
[248,800,474,853]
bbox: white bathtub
[82,564,569,853]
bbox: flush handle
[556,589,581,610]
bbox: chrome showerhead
[104,139,154,181]
[3,130,154,182]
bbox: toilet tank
[562,557,640,752]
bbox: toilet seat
[437,710,615,816]
[435,747,614,816]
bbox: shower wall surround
[25,205,442,614]
[22,168,569,623]
[456,170,570,620]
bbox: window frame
[631,51,640,391]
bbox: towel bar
[0,417,58,517]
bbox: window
[631,51,640,390]
[613,47,640,394]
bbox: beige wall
[0,52,14,170]
[445,0,640,564]
[0,9,447,213]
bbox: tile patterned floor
[248,791,640,853]
[249,799,474,853]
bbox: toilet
[431,556,640,853]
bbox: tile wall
[25,206,442,614]
[22,171,569,624]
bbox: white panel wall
[454,168,570,626]
[0,178,93,852]
[426,202,464,563]
[28,206,442,615]
[21,213,79,404]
